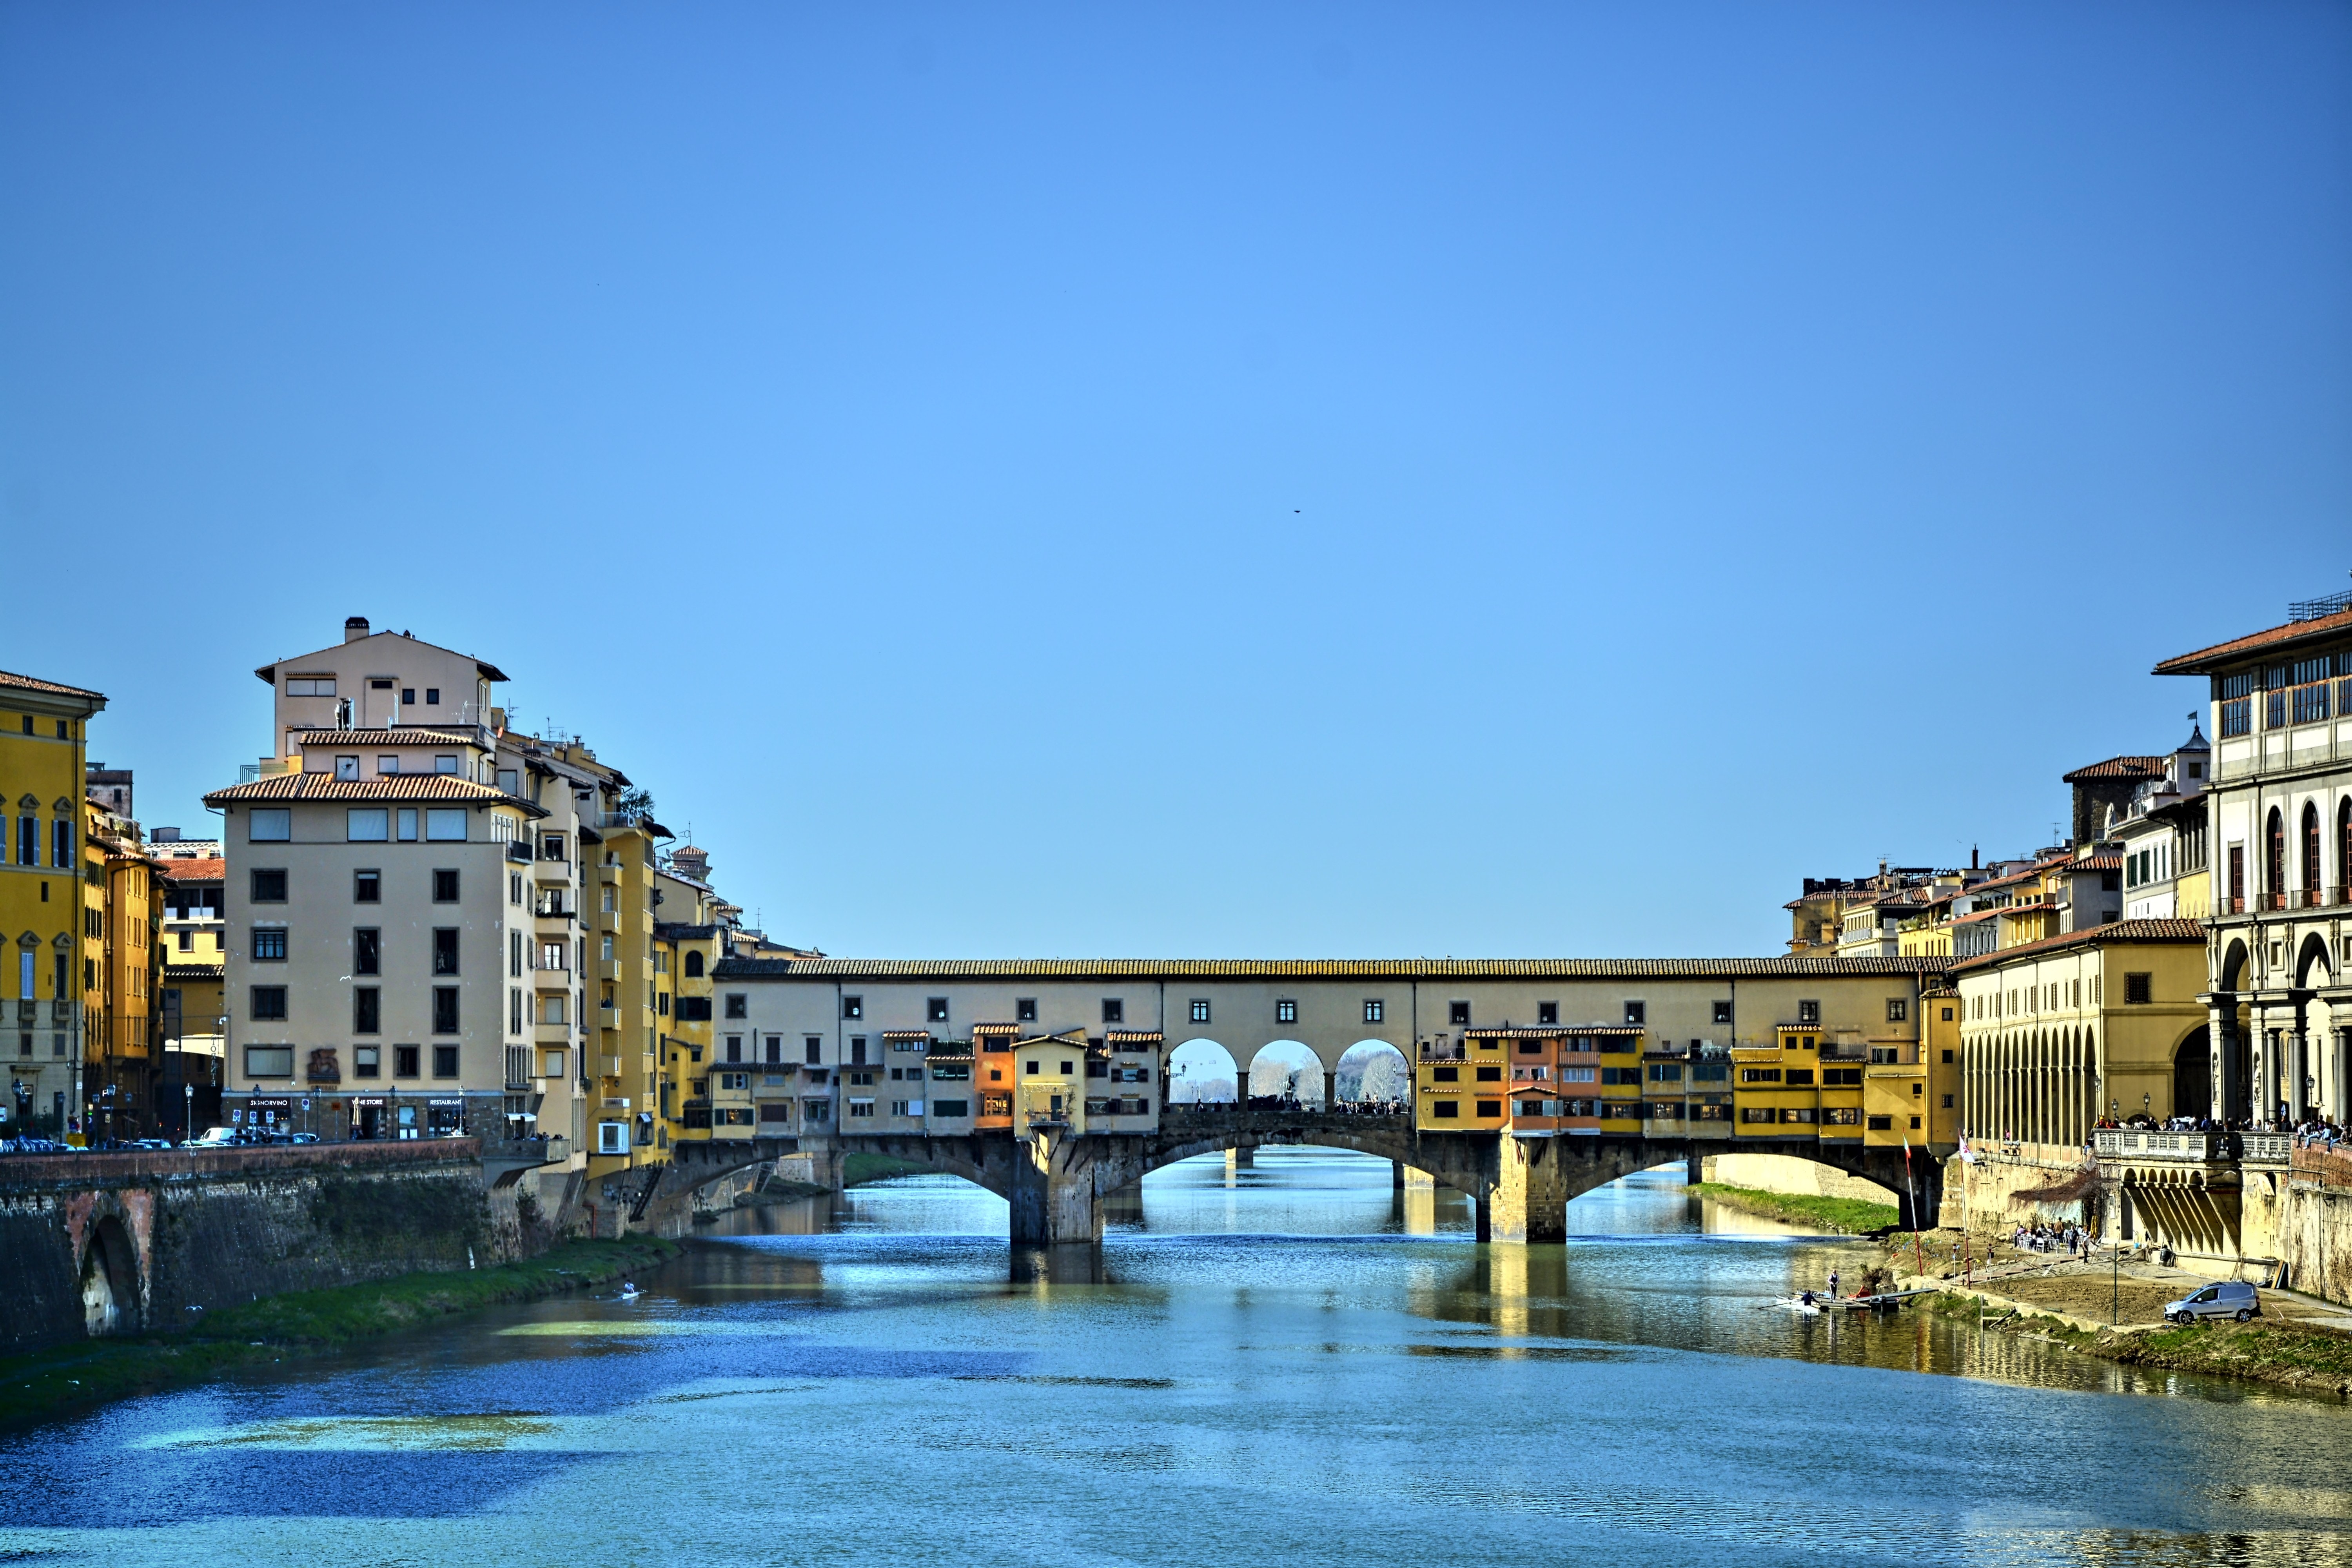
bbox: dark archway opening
[2173,1026,2211,1120]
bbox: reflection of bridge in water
[651,1104,1942,1243]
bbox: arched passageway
[1245,1040,1323,1105]
[1334,1040,1409,1105]
[80,1214,138,1338]
[1168,1038,1239,1103]
[2173,1027,2211,1120]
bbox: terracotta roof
[711,956,1955,982]
[1950,918,2206,975]
[1952,907,2005,926]
[201,774,545,815]
[0,669,105,703]
[161,963,224,982]
[971,1022,1022,1035]
[880,1030,933,1041]
[292,728,485,747]
[2061,756,2166,783]
[2057,855,2122,873]
[2154,606,2352,676]
[154,857,225,882]
[1104,1029,1165,1044]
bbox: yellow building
[1414,1033,1508,1129]
[154,842,227,1139]
[656,855,728,1146]
[82,801,163,1142]
[0,669,106,1140]
[1954,918,2210,1149]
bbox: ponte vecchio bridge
[622,955,1956,1243]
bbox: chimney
[344,616,370,643]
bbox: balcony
[597,959,619,981]
[597,862,621,884]
[506,840,534,864]
[2242,1132,2292,1166]
[597,1054,624,1079]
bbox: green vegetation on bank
[0,1236,677,1430]
[1927,1290,2352,1399]
[842,1152,934,1186]
[1686,1181,1899,1235]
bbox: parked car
[2163,1280,2261,1324]
[182,1126,241,1149]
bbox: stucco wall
[1701,1152,1897,1205]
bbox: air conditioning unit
[596,1122,626,1155]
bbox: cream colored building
[2157,599,2352,1125]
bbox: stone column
[1323,1070,1337,1109]
[1225,1145,1253,1173]
[1392,1159,1407,1191]
[2211,1001,2238,1124]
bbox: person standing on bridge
[1828,1269,1839,1299]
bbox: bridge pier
[1392,1160,1406,1191]
[1226,1146,1254,1174]
[1008,1131,1103,1245]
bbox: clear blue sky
[3,2,2347,958]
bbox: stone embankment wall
[0,1141,524,1355]
[2244,1152,2352,1305]
[1701,1152,1897,1206]
[1933,1145,2094,1233]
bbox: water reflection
[3,1151,2348,1566]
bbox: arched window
[684,950,704,978]
[2338,797,2351,899]
[2303,802,2322,896]
[2268,807,2286,901]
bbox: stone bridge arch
[68,1193,148,1337]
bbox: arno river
[4,1151,2350,1566]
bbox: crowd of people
[2011,1221,2091,1256]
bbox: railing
[1420,1045,1466,1061]
[484,1134,568,1166]
[506,840,534,864]
[2094,1129,2231,1162]
[2242,1132,2293,1166]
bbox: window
[726,994,748,1019]
[354,988,380,1033]
[283,677,335,697]
[1647,1062,1682,1082]
[1433,1065,1459,1083]
[1784,1068,1815,1086]
[1448,1001,1471,1026]
[355,868,380,903]
[250,986,288,1021]
[1886,998,1907,1023]
[1712,1001,1733,1026]
[843,995,863,1020]
[354,1045,381,1078]
[1535,1002,1562,1026]
[244,1045,294,1077]
[424,688,440,706]
[1822,1067,1861,1087]
[1740,1067,1780,1083]
[1432,1101,1460,1119]
[395,1044,421,1076]
[433,869,459,902]
[1798,1000,1820,1025]
[1190,998,1211,1024]
[397,809,418,842]
[1276,999,1297,1025]
[248,926,287,962]
[425,809,466,842]
[1102,998,1124,1024]
[432,1044,459,1077]
[249,869,289,909]
[401,687,416,705]
[2124,972,2152,1005]
[1366,999,1386,1024]
[49,818,71,867]
[806,1036,822,1065]
[379,755,400,776]
[1475,1064,1502,1082]
[1475,1100,1503,1118]
[432,928,459,976]
[725,1036,743,1064]
[1623,1001,1645,1026]
[1940,1007,1954,1023]
[541,833,566,862]
[432,987,459,1033]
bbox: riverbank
[1685,1180,1897,1234]
[0,1235,678,1430]
[1911,1271,2352,1400]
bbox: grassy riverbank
[0,1235,677,1430]
[1924,1288,2352,1399]
[1685,1181,1898,1235]
[843,1152,934,1186]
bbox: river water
[4,1149,2349,1566]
